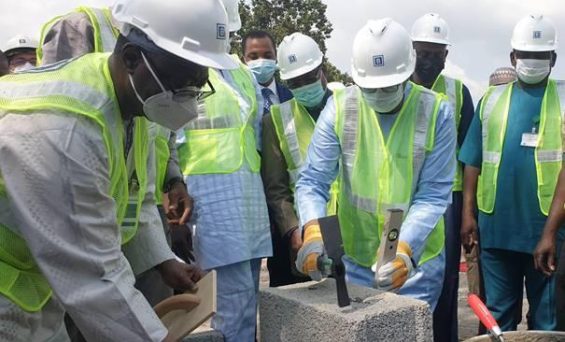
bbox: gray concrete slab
[260,278,433,342]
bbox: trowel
[468,294,505,342]
[317,215,351,307]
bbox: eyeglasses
[9,56,36,67]
[172,80,216,103]
[141,49,212,101]
[287,68,322,89]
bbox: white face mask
[13,62,35,72]
[515,59,551,85]
[361,83,405,113]
[129,52,199,131]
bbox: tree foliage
[234,0,352,84]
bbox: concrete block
[183,329,224,342]
[260,279,432,342]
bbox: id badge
[521,133,539,148]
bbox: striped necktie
[261,87,274,116]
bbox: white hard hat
[411,13,450,45]
[351,18,416,88]
[112,0,237,70]
[511,15,557,52]
[220,0,241,32]
[4,35,38,55]
[277,32,324,80]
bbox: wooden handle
[154,294,201,318]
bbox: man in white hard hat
[295,18,455,310]
[175,0,271,340]
[0,0,236,341]
[261,32,335,287]
[36,4,195,306]
[460,14,563,331]
[3,35,37,72]
[35,5,203,341]
[410,13,475,341]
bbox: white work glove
[373,241,415,291]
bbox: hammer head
[318,215,350,307]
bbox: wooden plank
[158,270,217,341]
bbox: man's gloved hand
[374,241,415,291]
[295,220,329,281]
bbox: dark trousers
[433,192,462,342]
[481,248,556,331]
[267,225,309,287]
[556,241,565,331]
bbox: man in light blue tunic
[295,18,455,310]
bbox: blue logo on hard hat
[373,55,385,67]
[217,24,226,40]
[434,26,441,33]
[288,54,298,64]
[533,31,542,39]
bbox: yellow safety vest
[37,6,118,64]
[270,98,338,214]
[178,57,260,175]
[477,80,565,215]
[334,84,445,267]
[432,75,464,192]
[0,53,150,311]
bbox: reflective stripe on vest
[0,54,148,311]
[270,99,339,214]
[478,80,565,215]
[37,7,118,64]
[149,124,171,205]
[432,75,464,192]
[271,99,315,185]
[81,7,118,54]
[334,84,445,267]
[178,60,260,175]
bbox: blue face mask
[247,58,277,85]
[291,80,326,109]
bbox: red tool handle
[468,294,499,331]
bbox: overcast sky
[0,0,563,101]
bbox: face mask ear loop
[140,51,168,93]
[128,74,146,105]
